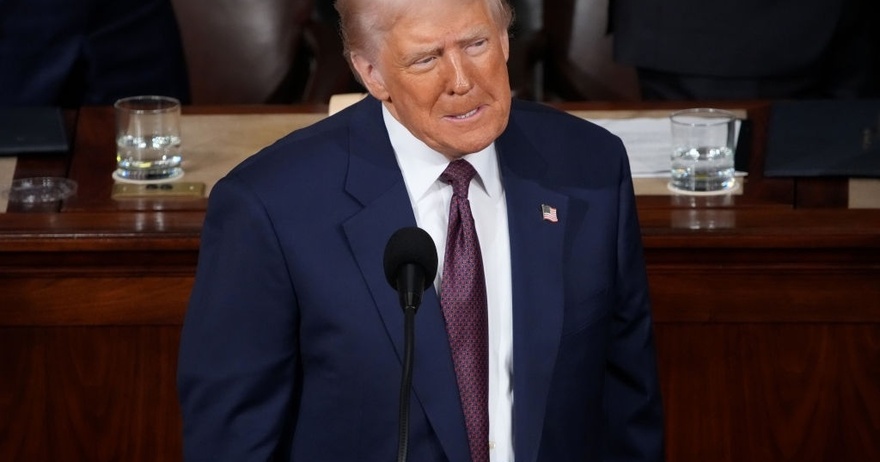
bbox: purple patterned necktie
[439,159,489,462]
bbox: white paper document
[584,117,743,178]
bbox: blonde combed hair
[335,0,514,64]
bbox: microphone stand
[384,227,437,462]
[397,304,416,462]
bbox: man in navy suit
[177,0,664,460]
[0,0,190,106]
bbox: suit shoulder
[226,110,351,180]
[509,99,623,147]
[503,99,631,184]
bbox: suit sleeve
[603,140,666,461]
[177,174,300,461]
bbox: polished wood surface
[1,102,879,461]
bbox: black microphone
[383,226,438,312]
[383,227,437,462]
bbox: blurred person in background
[0,0,190,107]
[610,0,879,100]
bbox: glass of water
[669,108,737,192]
[114,95,183,181]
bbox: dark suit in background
[610,0,880,99]
[0,0,190,107]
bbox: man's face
[351,0,511,159]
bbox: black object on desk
[764,99,880,178]
[734,117,752,173]
[0,106,70,155]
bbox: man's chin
[436,137,499,158]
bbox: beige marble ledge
[176,113,325,196]
[850,179,880,209]
[0,157,15,213]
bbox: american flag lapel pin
[541,204,558,223]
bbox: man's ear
[351,53,390,101]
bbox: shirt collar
[383,104,501,202]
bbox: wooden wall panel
[655,325,880,462]
[0,329,48,461]
[647,268,880,323]
[45,327,182,462]
[0,277,192,326]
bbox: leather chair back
[299,3,364,104]
[170,0,313,104]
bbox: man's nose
[444,52,474,95]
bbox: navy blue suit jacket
[178,96,663,461]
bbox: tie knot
[441,160,477,198]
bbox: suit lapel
[497,122,568,462]
[341,97,473,462]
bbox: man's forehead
[392,20,493,46]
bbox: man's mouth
[451,107,480,119]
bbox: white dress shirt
[383,105,515,462]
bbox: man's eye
[407,54,438,69]
[470,39,488,49]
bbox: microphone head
[383,227,438,290]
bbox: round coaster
[667,179,740,196]
[112,169,184,184]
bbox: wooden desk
[1,103,879,462]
